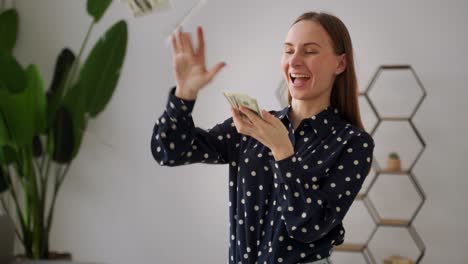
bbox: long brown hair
[288,12,365,130]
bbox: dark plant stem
[32,157,43,191]
[39,154,46,177]
[62,22,95,98]
[23,147,42,259]
[1,112,31,257]
[38,156,52,258]
[46,163,70,238]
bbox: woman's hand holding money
[231,106,294,161]
[171,26,226,100]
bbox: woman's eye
[284,50,317,54]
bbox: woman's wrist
[272,143,295,161]
[175,86,198,101]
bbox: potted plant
[0,0,128,260]
[386,152,402,172]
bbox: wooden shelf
[354,64,427,263]
[378,218,410,226]
[375,169,411,175]
[381,64,411,69]
[334,243,365,252]
[380,117,411,121]
[355,193,365,200]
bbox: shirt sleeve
[151,87,240,166]
[269,133,375,243]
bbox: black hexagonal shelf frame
[334,65,427,264]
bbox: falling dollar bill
[123,0,172,17]
[222,91,263,119]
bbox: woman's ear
[335,53,347,75]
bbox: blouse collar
[273,104,343,139]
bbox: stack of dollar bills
[223,91,263,119]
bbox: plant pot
[386,158,402,172]
[0,215,15,264]
[13,252,72,263]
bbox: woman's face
[281,20,346,102]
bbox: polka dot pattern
[151,87,375,264]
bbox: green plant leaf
[46,48,76,128]
[0,64,46,146]
[0,50,26,93]
[0,166,9,193]
[0,112,17,164]
[49,48,76,93]
[0,145,16,165]
[28,65,47,134]
[87,0,112,23]
[0,90,32,146]
[32,135,43,157]
[0,9,18,54]
[60,81,87,161]
[79,20,127,117]
[0,110,9,146]
[49,105,75,163]
[0,145,19,195]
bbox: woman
[151,11,375,264]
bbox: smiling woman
[283,12,363,133]
[151,11,374,264]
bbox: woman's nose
[289,52,303,67]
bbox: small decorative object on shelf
[386,152,401,172]
[383,255,415,264]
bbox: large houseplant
[0,0,128,260]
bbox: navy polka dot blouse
[151,87,375,264]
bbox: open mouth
[290,73,311,84]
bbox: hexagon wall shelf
[333,65,427,264]
[276,65,427,263]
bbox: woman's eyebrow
[284,42,321,47]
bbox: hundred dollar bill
[222,91,263,119]
[123,0,171,17]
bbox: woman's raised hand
[171,26,226,100]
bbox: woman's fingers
[261,110,276,124]
[174,27,204,56]
[171,33,180,55]
[177,28,185,53]
[262,109,287,131]
[266,111,283,128]
[231,107,254,135]
[175,27,196,56]
[239,106,266,127]
[184,32,195,55]
[206,62,226,82]
[196,26,205,56]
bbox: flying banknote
[123,0,171,17]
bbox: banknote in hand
[223,91,264,119]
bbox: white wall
[11,0,468,263]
